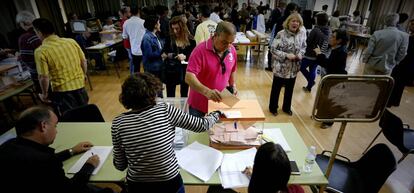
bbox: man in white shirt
[122,6,145,74]
[195,5,218,44]
[209,6,223,24]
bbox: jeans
[300,58,318,90]
[269,76,296,113]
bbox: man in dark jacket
[0,106,112,193]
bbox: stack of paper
[210,123,260,146]
[262,128,292,152]
[176,142,223,182]
[220,147,257,188]
[68,146,113,175]
[174,127,186,150]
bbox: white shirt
[256,14,266,33]
[209,12,222,23]
[122,16,145,56]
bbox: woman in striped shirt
[111,72,221,193]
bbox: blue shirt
[141,30,164,72]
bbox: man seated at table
[0,106,113,193]
[75,29,105,70]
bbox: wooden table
[85,39,123,69]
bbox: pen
[234,122,237,130]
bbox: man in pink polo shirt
[185,21,238,117]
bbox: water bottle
[303,146,316,173]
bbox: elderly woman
[163,16,196,97]
[269,13,306,116]
[111,72,221,193]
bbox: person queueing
[268,13,306,116]
[163,16,196,97]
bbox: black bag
[162,58,182,85]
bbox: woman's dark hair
[32,18,55,35]
[332,10,340,17]
[144,15,159,31]
[334,29,349,46]
[119,73,163,110]
[248,142,291,193]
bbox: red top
[288,185,305,193]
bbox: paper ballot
[262,128,292,152]
[220,148,257,189]
[220,89,240,108]
[176,142,223,182]
[68,146,112,175]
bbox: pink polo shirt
[187,38,237,113]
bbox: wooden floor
[87,46,414,193]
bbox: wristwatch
[68,148,74,156]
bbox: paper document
[220,148,257,188]
[222,111,242,118]
[262,128,292,152]
[68,146,113,175]
[176,142,223,182]
[181,61,188,65]
[220,89,240,107]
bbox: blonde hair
[282,13,303,33]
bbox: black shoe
[270,110,278,116]
[302,86,311,92]
[320,122,333,129]
[265,67,272,71]
[283,109,292,116]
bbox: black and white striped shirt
[111,102,220,182]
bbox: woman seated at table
[243,142,304,193]
[111,72,221,193]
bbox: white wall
[313,0,335,14]
[348,0,359,15]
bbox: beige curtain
[367,0,400,31]
[337,0,352,16]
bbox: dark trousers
[267,48,272,69]
[269,76,296,113]
[131,55,142,74]
[166,82,189,97]
[51,88,89,116]
[146,70,163,98]
[300,58,318,90]
[189,106,205,117]
[127,174,185,193]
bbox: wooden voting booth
[311,75,394,192]
[208,99,266,150]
